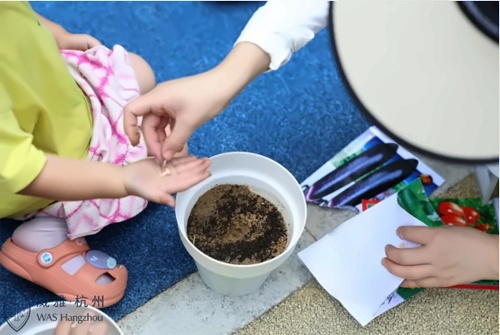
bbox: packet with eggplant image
[301,126,444,211]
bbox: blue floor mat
[0,1,370,323]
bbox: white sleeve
[234,0,330,71]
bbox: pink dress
[33,45,148,239]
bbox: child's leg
[11,217,114,285]
[129,53,156,94]
[12,216,67,252]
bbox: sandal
[0,238,127,308]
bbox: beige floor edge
[235,175,500,335]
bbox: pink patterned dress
[33,45,148,239]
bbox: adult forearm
[212,42,270,102]
[202,0,329,112]
[19,154,127,201]
[235,0,329,70]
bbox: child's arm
[35,12,100,50]
[36,13,66,41]
[19,154,127,201]
[19,154,211,207]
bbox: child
[0,2,210,308]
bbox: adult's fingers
[397,226,437,245]
[124,98,149,146]
[381,257,434,280]
[142,114,169,163]
[161,121,196,161]
[124,97,170,164]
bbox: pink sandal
[0,238,127,308]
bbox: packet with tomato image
[361,199,380,211]
[429,197,499,290]
[430,198,499,234]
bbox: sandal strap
[37,238,89,269]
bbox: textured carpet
[0,1,370,322]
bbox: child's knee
[12,216,68,252]
[129,53,156,94]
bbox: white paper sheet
[298,193,426,326]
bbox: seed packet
[301,126,444,211]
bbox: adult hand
[124,42,271,163]
[382,225,499,288]
[123,155,211,206]
[124,70,230,163]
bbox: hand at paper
[382,225,499,288]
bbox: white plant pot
[175,152,307,296]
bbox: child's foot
[10,216,121,288]
[0,236,127,308]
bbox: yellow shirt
[0,2,92,218]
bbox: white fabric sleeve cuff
[235,0,330,71]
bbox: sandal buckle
[39,252,54,266]
[85,250,117,269]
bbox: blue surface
[0,1,370,322]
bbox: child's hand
[56,31,101,51]
[36,13,101,51]
[123,156,211,206]
[382,225,499,288]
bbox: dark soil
[187,184,288,265]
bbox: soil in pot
[187,184,288,265]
